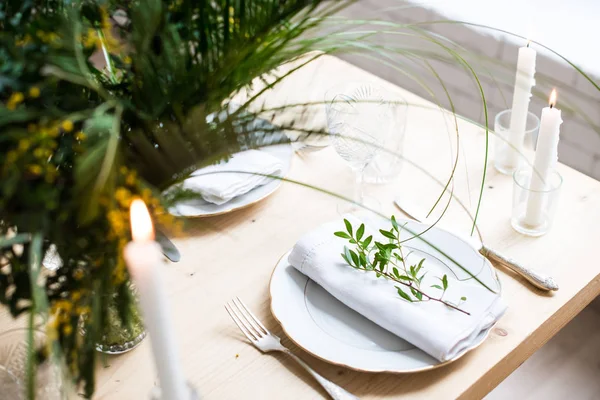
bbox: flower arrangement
[0,0,344,396]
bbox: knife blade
[156,229,181,263]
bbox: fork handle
[282,349,359,400]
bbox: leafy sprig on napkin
[335,217,469,315]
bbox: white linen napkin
[288,215,507,362]
[181,149,282,205]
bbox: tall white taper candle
[124,199,188,400]
[506,43,536,169]
[523,90,562,227]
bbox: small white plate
[169,143,293,217]
[269,220,501,373]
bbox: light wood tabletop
[5,54,600,399]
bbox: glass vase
[95,296,147,355]
[80,285,146,355]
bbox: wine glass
[326,83,392,212]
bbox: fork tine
[225,303,258,342]
[234,297,269,335]
[228,300,263,339]
[232,298,266,338]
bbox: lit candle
[523,89,562,227]
[124,199,188,400]
[506,41,537,169]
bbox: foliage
[0,0,347,397]
[335,216,468,315]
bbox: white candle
[506,42,536,168]
[523,89,562,227]
[124,199,188,400]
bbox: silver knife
[156,229,181,263]
[41,231,182,271]
[394,199,558,291]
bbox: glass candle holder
[512,167,563,237]
[494,109,540,175]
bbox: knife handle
[480,246,558,291]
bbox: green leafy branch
[335,216,469,315]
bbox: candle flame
[526,39,531,48]
[549,89,558,108]
[130,199,154,242]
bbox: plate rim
[269,242,500,373]
[171,143,293,218]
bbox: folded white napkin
[288,215,507,362]
[181,149,282,205]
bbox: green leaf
[131,0,163,53]
[341,253,350,265]
[370,260,377,271]
[83,114,114,139]
[391,215,399,231]
[442,274,448,290]
[379,229,396,240]
[334,231,351,239]
[431,284,443,290]
[349,250,359,267]
[409,265,416,277]
[374,242,386,252]
[418,272,427,285]
[359,253,367,267]
[344,246,353,266]
[461,296,467,301]
[362,235,373,248]
[356,223,365,241]
[344,219,353,236]
[27,232,47,399]
[398,275,412,281]
[415,259,425,274]
[0,108,38,127]
[392,267,401,279]
[410,288,423,301]
[395,286,413,302]
[0,233,31,248]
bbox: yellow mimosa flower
[61,120,74,132]
[28,86,41,98]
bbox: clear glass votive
[512,167,563,237]
[494,109,540,175]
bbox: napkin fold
[180,150,282,205]
[288,215,507,362]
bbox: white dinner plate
[269,219,501,373]
[168,143,293,217]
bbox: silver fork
[225,297,359,400]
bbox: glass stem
[354,166,365,206]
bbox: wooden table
[6,54,600,399]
